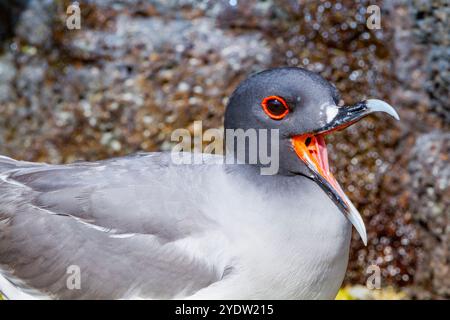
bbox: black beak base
[316,99,400,135]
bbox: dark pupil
[267,99,286,116]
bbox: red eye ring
[261,96,289,120]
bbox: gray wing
[0,154,225,299]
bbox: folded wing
[0,153,225,299]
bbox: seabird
[0,67,399,299]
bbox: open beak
[291,99,399,245]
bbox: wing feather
[0,153,227,299]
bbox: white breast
[187,170,352,299]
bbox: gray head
[224,67,400,244]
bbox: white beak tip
[354,221,368,246]
[361,233,368,246]
[366,99,400,121]
[345,201,368,246]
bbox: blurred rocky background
[0,0,448,298]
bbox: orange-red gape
[261,96,289,120]
[291,134,348,205]
[291,135,329,178]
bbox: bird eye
[261,96,289,120]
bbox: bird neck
[225,163,352,238]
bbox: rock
[384,0,449,298]
[409,131,450,298]
[15,0,55,48]
[410,0,450,123]
[0,0,29,43]
[0,53,16,102]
